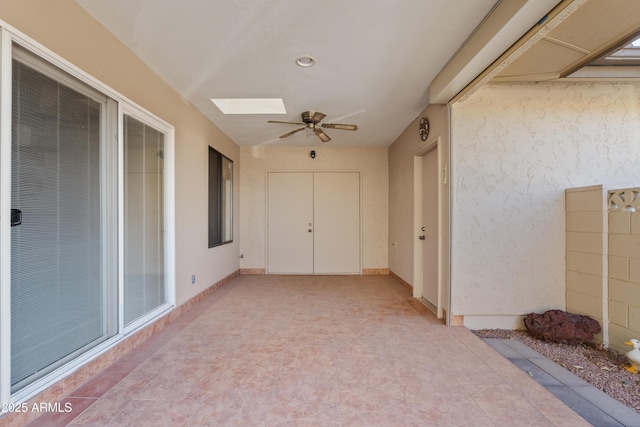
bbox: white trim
[117,103,125,334]
[0,26,13,405]
[164,126,176,314]
[412,155,423,299]
[12,47,107,103]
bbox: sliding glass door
[10,51,116,391]
[1,30,174,402]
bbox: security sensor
[310,150,316,159]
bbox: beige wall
[565,185,607,342]
[608,189,640,353]
[388,104,450,306]
[451,82,640,329]
[564,185,640,353]
[239,145,388,272]
[0,0,240,306]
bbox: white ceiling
[76,0,561,147]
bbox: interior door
[267,171,360,274]
[422,149,439,306]
[314,172,360,274]
[267,172,314,273]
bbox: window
[208,147,233,247]
[0,30,175,401]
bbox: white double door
[267,171,360,274]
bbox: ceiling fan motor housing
[302,111,326,127]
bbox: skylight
[211,98,286,114]
[588,35,640,66]
[568,34,640,79]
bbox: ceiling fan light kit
[268,110,358,143]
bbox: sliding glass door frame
[0,27,14,405]
[0,25,175,404]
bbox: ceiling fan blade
[268,120,306,125]
[279,127,306,138]
[313,127,331,142]
[311,111,326,123]
[321,123,358,131]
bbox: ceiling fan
[268,111,358,142]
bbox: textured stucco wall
[451,82,640,328]
[239,145,388,271]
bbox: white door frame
[413,137,445,319]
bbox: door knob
[308,229,313,233]
[418,235,425,240]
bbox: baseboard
[445,310,465,326]
[418,297,437,315]
[362,268,389,275]
[240,268,266,274]
[171,269,239,317]
[241,269,388,275]
[462,315,524,330]
[389,270,412,290]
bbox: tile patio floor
[28,274,590,426]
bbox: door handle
[11,209,22,227]
[308,229,313,233]
[418,235,425,240]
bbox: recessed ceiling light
[295,55,316,67]
[211,98,286,114]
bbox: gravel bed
[473,329,640,412]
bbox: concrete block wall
[565,185,607,344]
[607,188,640,353]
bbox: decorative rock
[523,310,601,345]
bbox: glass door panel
[10,56,111,391]
[124,115,165,325]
